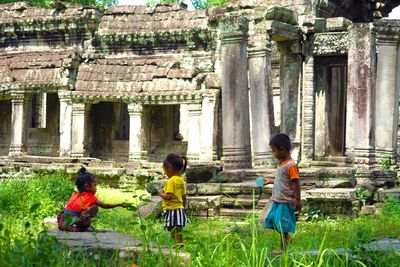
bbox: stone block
[219,170,246,183]
[186,183,197,195]
[326,17,352,32]
[219,208,258,217]
[195,183,221,195]
[220,183,242,195]
[264,6,298,25]
[305,188,356,200]
[376,189,400,202]
[315,168,356,188]
[359,205,377,216]
[186,164,219,183]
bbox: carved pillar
[346,23,377,169]
[375,33,399,162]
[220,14,252,169]
[71,102,87,157]
[187,103,202,161]
[200,91,219,161]
[128,103,147,161]
[58,91,72,157]
[278,41,302,161]
[301,38,315,163]
[248,42,275,167]
[9,92,27,156]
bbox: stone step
[305,188,356,200]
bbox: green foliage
[0,171,74,219]
[380,154,393,170]
[0,0,117,8]
[1,173,400,266]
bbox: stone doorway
[0,99,11,156]
[315,57,347,160]
[88,102,129,161]
[27,93,60,156]
[143,105,187,162]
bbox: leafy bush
[0,171,75,219]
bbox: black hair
[75,167,95,193]
[163,153,188,174]
[269,133,291,151]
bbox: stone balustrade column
[9,92,27,156]
[71,102,87,157]
[346,23,377,169]
[128,103,147,161]
[220,14,252,169]
[200,90,219,161]
[248,46,275,167]
[187,103,202,161]
[301,48,315,163]
[278,41,302,161]
[375,34,399,162]
[58,91,72,157]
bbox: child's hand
[264,177,273,185]
[158,189,164,196]
[120,202,126,208]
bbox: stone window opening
[30,93,47,129]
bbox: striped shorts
[164,209,187,231]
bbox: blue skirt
[264,202,296,233]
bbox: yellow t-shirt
[162,175,187,210]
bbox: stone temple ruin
[1,1,400,217]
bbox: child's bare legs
[171,227,183,247]
[279,232,291,253]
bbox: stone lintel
[313,32,348,56]
[375,19,400,38]
[265,20,300,42]
[326,17,352,32]
[264,6,298,26]
[219,13,249,39]
[70,92,204,105]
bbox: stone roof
[99,4,209,34]
[75,57,199,94]
[0,2,99,25]
[0,50,78,89]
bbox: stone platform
[47,229,190,264]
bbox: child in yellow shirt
[159,153,188,246]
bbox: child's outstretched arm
[264,176,274,185]
[96,200,125,209]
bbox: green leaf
[25,221,31,228]
[125,204,138,212]
[29,203,41,213]
[140,224,146,231]
[0,223,3,232]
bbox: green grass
[0,172,399,266]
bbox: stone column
[375,34,399,162]
[58,91,72,157]
[9,92,27,156]
[301,50,315,163]
[71,102,87,157]
[128,103,146,161]
[346,23,377,169]
[278,41,302,161]
[187,103,202,161]
[220,14,252,169]
[200,91,219,161]
[248,46,275,167]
